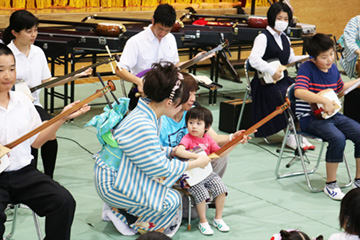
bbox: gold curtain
[100,0,111,7]
[125,0,141,6]
[175,0,191,4]
[26,0,36,8]
[68,0,86,7]
[159,0,173,4]
[0,0,269,9]
[53,0,69,7]
[112,0,124,7]
[0,0,11,8]
[245,0,269,7]
[12,0,26,8]
[87,0,100,7]
[36,0,52,8]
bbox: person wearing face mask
[248,1,311,150]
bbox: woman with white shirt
[248,2,312,149]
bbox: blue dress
[251,30,294,137]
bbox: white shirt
[118,24,179,75]
[329,232,360,240]
[249,26,306,76]
[8,41,52,107]
[0,91,41,171]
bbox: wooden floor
[0,3,267,29]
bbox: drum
[247,16,268,28]
[95,23,126,37]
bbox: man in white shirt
[116,4,179,109]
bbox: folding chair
[173,185,214,231]
[275,84,353,192]
[237,58,253,131]
[173,187,193,231]
[4,204,42,240]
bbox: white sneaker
[101,202,111,222]
[302,137,315,150]
[213,219,230,232]
[106,208,137,236]
[352,179,360,188]
[324,183,345,201]
[198,222,214,235]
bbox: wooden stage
[0,3,267,29]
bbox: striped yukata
[340,15,360,79]
[295,61,360,162]
[94,98,188,233]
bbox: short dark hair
[3,10,38,45]
[0,43,15,59]
[181,72,199,93]
[136,231,171,240]
[304,33,334,58]
[185,106,213,130]
[339,188,360,236]
[267,2,292,28]
[279,230,323,240]
[143,61,189,106]
[153,4,176,27]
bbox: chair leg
[341,155,353,189]
[275,120,323,192]
[186,194,192,231]
[3,205,42,240]
[32,211,42,240]
[3,205,18,240]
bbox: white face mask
[274,20,289,32]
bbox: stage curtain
[192,0,202,4]
[245,0,268,7]
[26,0,36,8]
[0,0,11,7]
[176,0,191,4]
[112,0,124,7]
[12,0,26,8]
[159,0,174,5]
[126,0,141,6]
[100,0,112,7]
[2,0,270,8]
[87,0,100,7]
[53,0,69,6]
[36,0,52,8]
[68,0,86,7]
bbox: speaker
[218,99,252,133]
[344,88,360,123]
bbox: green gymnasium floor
[4,67,356,240]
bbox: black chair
[275,84,353,192]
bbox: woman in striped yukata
[93,62,211,237]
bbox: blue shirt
[159,112,188,147]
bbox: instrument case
[219,99,252,133]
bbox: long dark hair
[3,10,38,45]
